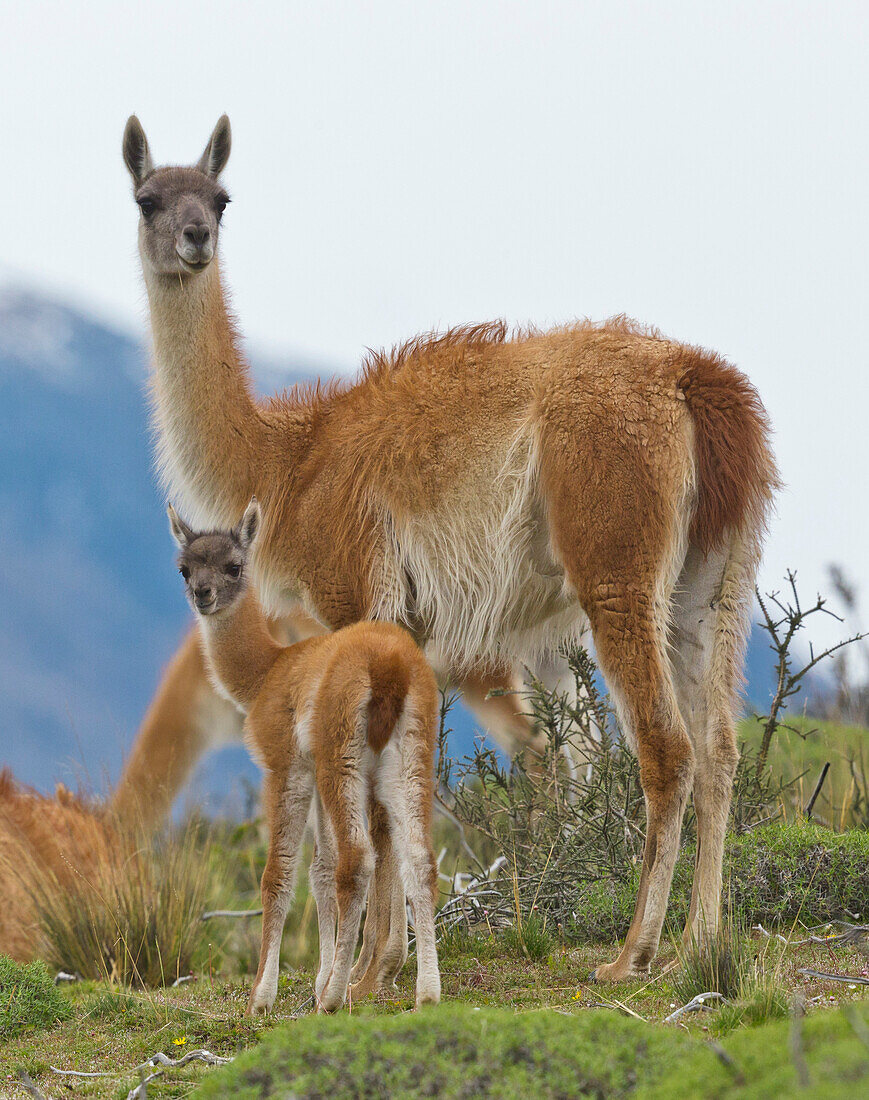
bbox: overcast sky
[3,1,869,646]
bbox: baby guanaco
[169,498,441,1014]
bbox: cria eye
[179,565,190,581]
[226,563,241,579]
[137,197,157,218]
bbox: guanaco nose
[182,223,211,248]
[194,584,215,602]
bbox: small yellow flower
[173,1036,188,1047]
[572,990,582,1001]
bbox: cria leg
[351,798,407,997]
[308,795,338,1002]
[247,765,313,1014]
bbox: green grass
[4,715,867,1097]
[0,956,72,1040]
[501,914,555,961]
[738,714,868,828]
[641,1001,869,1099]
[568,821,869,941]
[3,934,866,1098]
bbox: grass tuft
[502,914,554,961]
[673,923,749,1003]
[20,820,221,987]
[0,955,72,1039]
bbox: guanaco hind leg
[669,538,754,947]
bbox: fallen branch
[50,1067,112,1078]
[755,921,869,951]
[50,1049,232,1090]
[145,1050,232,1069]
[200,908,263,920]
[797,968,869,986]
[664,991,727,1023]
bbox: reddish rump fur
[366,649,411,753]
[675,347,780,554]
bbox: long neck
[197,587,282,711]
[144,258,265,528]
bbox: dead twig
[126,1070,162,1100]
[754,574,864,778]
[16,1072,50,1100]
[804,762,831,819]
[705,1040,746,1086]
[588,998,647,1021]
[664,991,727,1023]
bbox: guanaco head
[122,115,231,278]
[168,498,261,616]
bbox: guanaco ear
[197,115,231,178]
[167,503,194,549]
[123,115,154,187]
[235,497,261,549]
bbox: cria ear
[197,115,231,178]
[122,115,154,187]
[167,503,194,549]
[235,497,261,550]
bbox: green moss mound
[640,1001,869,1099]
[198,1002,869,1099]
[0,955,72,1039]
[568,822,869,941]
[197,1003,692,1099]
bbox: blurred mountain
[0,287,787,809]
[0,286,318,803]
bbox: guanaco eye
[215,194,230,221]
[179,565,190,581]
[137,197,157,218]
[226,563,241,579]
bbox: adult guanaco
[124,115,778,982]
[169,498,441,1014]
